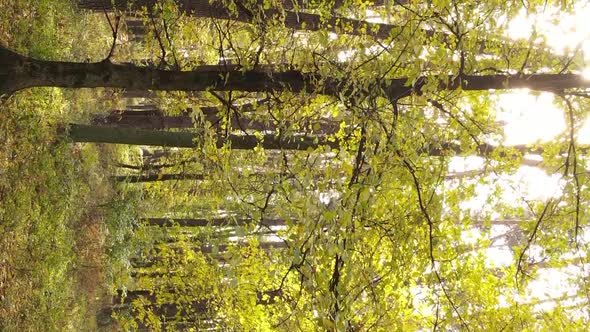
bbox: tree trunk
[114,289,282,306]
[94,108,342,134]
[200,241,288,253]
[0,47,321,96]
[2,46,588,98]
[67,124,339,150]
[78,0,406,40]
[420,142,590,158]
[98,289,281,326]
[68,123,590,158]
[141,217,285,227]
[77,0,398,11]
[94,110,194,129]
[140,148,181,165]
[121,89,155,98]
[112,173,205,182]
[130,241,288,267]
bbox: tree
[94,107,341,133]
[2,44,588,98]
[78,0,408,39]
[67,123,340,149]
[141,217,285,227]
[112,173,204,182]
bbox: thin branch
[515,200,552,285]
[102,9,120,61]
[400,153,470,331]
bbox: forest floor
[0,1,131,330]
[0,89,113,330]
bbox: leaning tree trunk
[2,47,588,98]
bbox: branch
[515,200,553,285]
[400,153,471,331]
[102,9,120,61]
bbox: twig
[515,200,552,285]
[102,9,120,61]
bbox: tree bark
[67,124,340,150]
[68,123,590,158]
[78,0,407,40]
[94,108,342,134]
[112,173,205,182]
[94,108,267,131]
[130,241,288,267]
[98,289,282,326]
[420,142,590,158]
[142,217,285,227]
[0,47,320,95]
[94,110,195,129]
[77,0,400,11]
[2,47,588,98]
[200,241,288,253]
[114,289,282,306]
[121,89,155,98]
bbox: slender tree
[94,108,341,133]
[67,123,340,149]
[78,0,407,40]
[113,288,282,305]
[141,217,285,227]
[112,173,204,182]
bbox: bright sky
[461,0,590,198]
[448,1,590,311]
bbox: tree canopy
[1,0,590,330]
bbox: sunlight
[496,91,565,145]
[491,3,590,215]
[507,3,590,55]
[577,117,590,144]
[506,9,533,40]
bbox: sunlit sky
[489,2,589,193]
[449,1,590,309]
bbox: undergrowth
[0,0,137,330]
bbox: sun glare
[496,91,565,145]
[507,3,590,55]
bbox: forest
[1,0,589,330]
